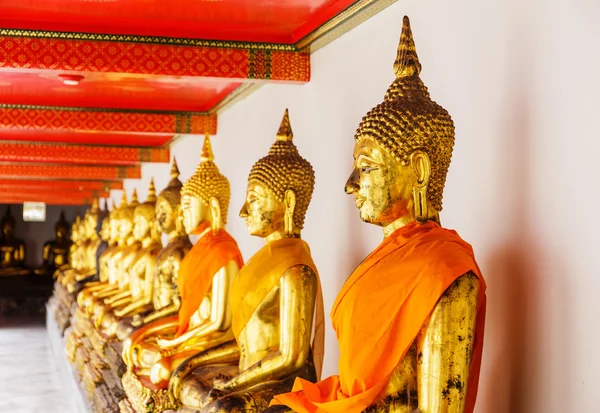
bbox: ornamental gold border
[0,28,298,51]
[0,103,210,117]
[296,0,398,52]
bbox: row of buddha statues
[0,204,74,277]
[50,17,486,413]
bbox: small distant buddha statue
[76,198,124,316]
[100,179,163,337]
[35,212,70,276]
[120,136,243,413]
[272,17,487,413]
[0,206,29,276]
[92,190,141,326]
[169,110,324,413]
[116,159,192,341]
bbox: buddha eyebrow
[356,153,382,165]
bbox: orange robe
[175,224,243,336]
[272,220,486,413]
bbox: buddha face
[56,225,67,241]
[2,220,14,239]
[240,182,285,238]
[156,197,175,233]
[181,194,206,234]
[120,216,134,239]
[133,214,150,241]
[110,216,120,241]
[345,138,417,226]
[100,219,110,242]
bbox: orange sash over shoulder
[273,221,487,413]
[175,224,243,336]
[230,238,325,379]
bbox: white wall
[120,0,600,411]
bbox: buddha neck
[264,229,301,244]
[382,206,440,238]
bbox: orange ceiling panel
[0,142,169,166]
[0,130,175,147]
[0,164,141,180]
[0,0,357,43]
[0,71,243,112]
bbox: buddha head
[345,16,453,228]
[133,179,159,241]
[100,215,111,243]
[71,216,81,244]
[120,189,139,240]
[110,195,125,243]
[1,207,15,240]
[181,135,230,234]
[83,198,101,239]
[156,159,184,236]
[240,109,315,239]
[55,211,69,242]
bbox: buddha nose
[239,202,249,218]
[345,169,360,194]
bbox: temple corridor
[0,318,69,413]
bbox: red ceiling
[0,0,357,43]
[0,70,243,112]
[0,0,381,204]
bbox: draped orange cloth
[272,220,486,413]
[230,237,325,379]
[175,223,243,336]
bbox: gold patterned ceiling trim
[296,0,398,52]
[0,103,211,116]
[0,28,298,51]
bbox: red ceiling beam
[0,105,217,135]
[0,164,140,180]
[0,32,310,82]
[0,179,123,191]
[0,141,170,165]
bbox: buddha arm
[104,290,131,305]
[141,301,180,324]
[417,272,479,413]
[169,339,240,400]
[221,264,317,392]
[114,259,154,317]
[17,244,25,265]
[123,316,179,367]
[42,243,51,263]
[157,260,238,349]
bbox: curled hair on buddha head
[120,189,139,222]
[181,134,231,224]
[134,179,158,222]
[158,158,183,210]
[248,109,315,230]
[354,16,455,212]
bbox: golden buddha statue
[167,110,324,413]
[75,198,123,316]
[272,17,487,413]
[0,206,29,276]
[120,136,243,413]
[99,180,163,337]
[35,211,70,276]
[115,159,192,341]
[92,190,141,326]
